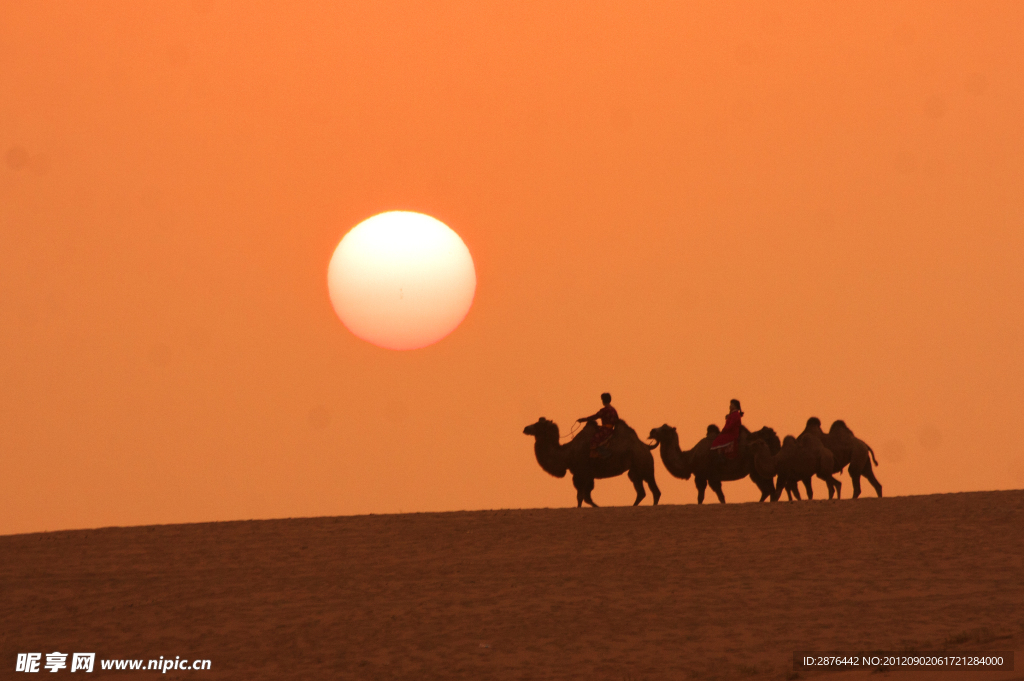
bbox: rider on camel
[577,393,618,458]
[710,399,744,465]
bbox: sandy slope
[2,491,1022,680]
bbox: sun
[327,211,476,350]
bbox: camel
[813,418,882,498]
[771,421,843,501]
[523,417,661,507]
[648,424,778,503]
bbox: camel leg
[864,466,883,497]
[788,482,800,501]
[583,479,598,507]
[709,479,726,503]
[751,474,768,501]
[635,460,661,505]
[819,474,841,500]
[647,474,662,506]
[802,478,814,500]
[771,475,790,502]
[573,474,597,508]
[628,469,646,506]
[850,470,863,499]
[695,478,708,504]
[819,475,834,500]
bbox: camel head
[525,417,569,478]
[648,424,676,443]
[524,417,559,441]
[782,435,797,447]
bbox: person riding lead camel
[577,393,618,458]
[710,399,744,465]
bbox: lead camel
[524,417,661,507]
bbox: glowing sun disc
[327,211,476,350]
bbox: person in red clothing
[577,393,618,458]
[710,399,744,461]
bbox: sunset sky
[2,1,1022,535]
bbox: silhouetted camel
[814,418,883,498]
[648,424,778,503]
[771,422,843,501]
[524,418,661,507]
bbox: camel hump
[613,419,638,438]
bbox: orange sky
[2,1,1022,535]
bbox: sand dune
[2,491,1022,680]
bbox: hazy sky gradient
[2,1,1022,534]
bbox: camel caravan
[522,394,882,508]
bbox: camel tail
[869,445,879,467]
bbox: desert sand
[2,490,1022,680]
